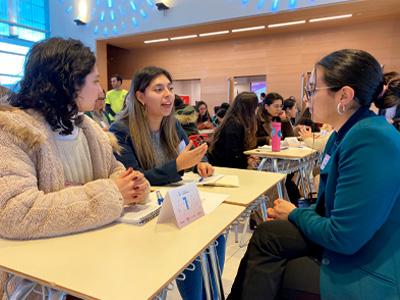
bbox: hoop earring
[337,103,345,115]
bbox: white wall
[174,79,201,105]
[50,0,351,50]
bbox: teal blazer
[289,108,400,299]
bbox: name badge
[158,183,205,228]
[320,154,331,170]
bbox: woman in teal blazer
[228,49,400,300]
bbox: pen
[198,177,205,182]
[156,191,164,205]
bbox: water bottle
[271,117,282,152]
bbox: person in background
[86,89,111,130]
[259,92,266,103]
[0,85,11,104]
[220,101,230,111]
[228,49,400,300]
[214,108,227,127]
[256,92,299,204]
[196,100,213,130]
[296,96,320,135]
[174,94,199,137]
[256,92,294,146]
[110,66,222,300]
[379,71,400,131]
[283,97,299,128]
[208,92,259,169]
[0,37,149,298]
[105,74,128,122]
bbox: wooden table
[245,147,319,199]
[0,204,244,300]
[244,146,318,160]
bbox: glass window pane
[0,52,26,76]
[16,27,45,42]
[0,22,9,36]
[0,75,21,86]
[0,42,30,55]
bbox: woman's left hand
[197,162,214,177]
[267,199,296,221]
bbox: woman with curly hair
[0,37,150,297]
[2,37,150,236]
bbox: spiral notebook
[118,192,161,225]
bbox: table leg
[259,197,268,221]
[257,158,267,171]
[239,214,250,248]
[208,244,225,300]
[200,251,213,300]
[298,163,308,198]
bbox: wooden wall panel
[99,17,400,109]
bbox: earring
[337,103,346,115]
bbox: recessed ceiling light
[199,30,230,37]
[144,38,169,44]
[170,35,198,40]
[268,20,306,28]
[309,14,353,23]
[232,25,266,33]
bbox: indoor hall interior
[0,0,399,300]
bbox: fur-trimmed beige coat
[0,105,127,240]
[0,105,131,297]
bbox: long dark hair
[210,92,258,152]
[118,66,180,170]
[258,92,283,122]
[316,49,396,109]
[9,37,95,135]
[196,100,211,123]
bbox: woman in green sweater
[228,49,400,300]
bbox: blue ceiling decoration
[59,0,156,37]
[239,0,301,11]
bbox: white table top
[0,203,244,300]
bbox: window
[0,0,49,88]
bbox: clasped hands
[267,199,297,221]
[112,167,150,205]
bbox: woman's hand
[298,126,313,139]
[112,168,149,205]
[197,162,214,177]
[267,199,296,221]
[176,141,207,171]
[130,171,150,204]
[247,155,260,169]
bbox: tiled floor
[166,223,253,299]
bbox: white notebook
[176,173,240,188]
[118,192,161,225]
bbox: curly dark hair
[9,37,96,135]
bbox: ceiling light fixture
[170,34,198,40]
[144,38,169,44]
[232,25,265,33]
[309,14,353,23]
[268,20,306,28]
[199,30,230,37]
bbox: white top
[53,127,94,185]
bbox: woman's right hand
[176,140,208,171]
[298,126,313,139]
[112,168,149,205]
